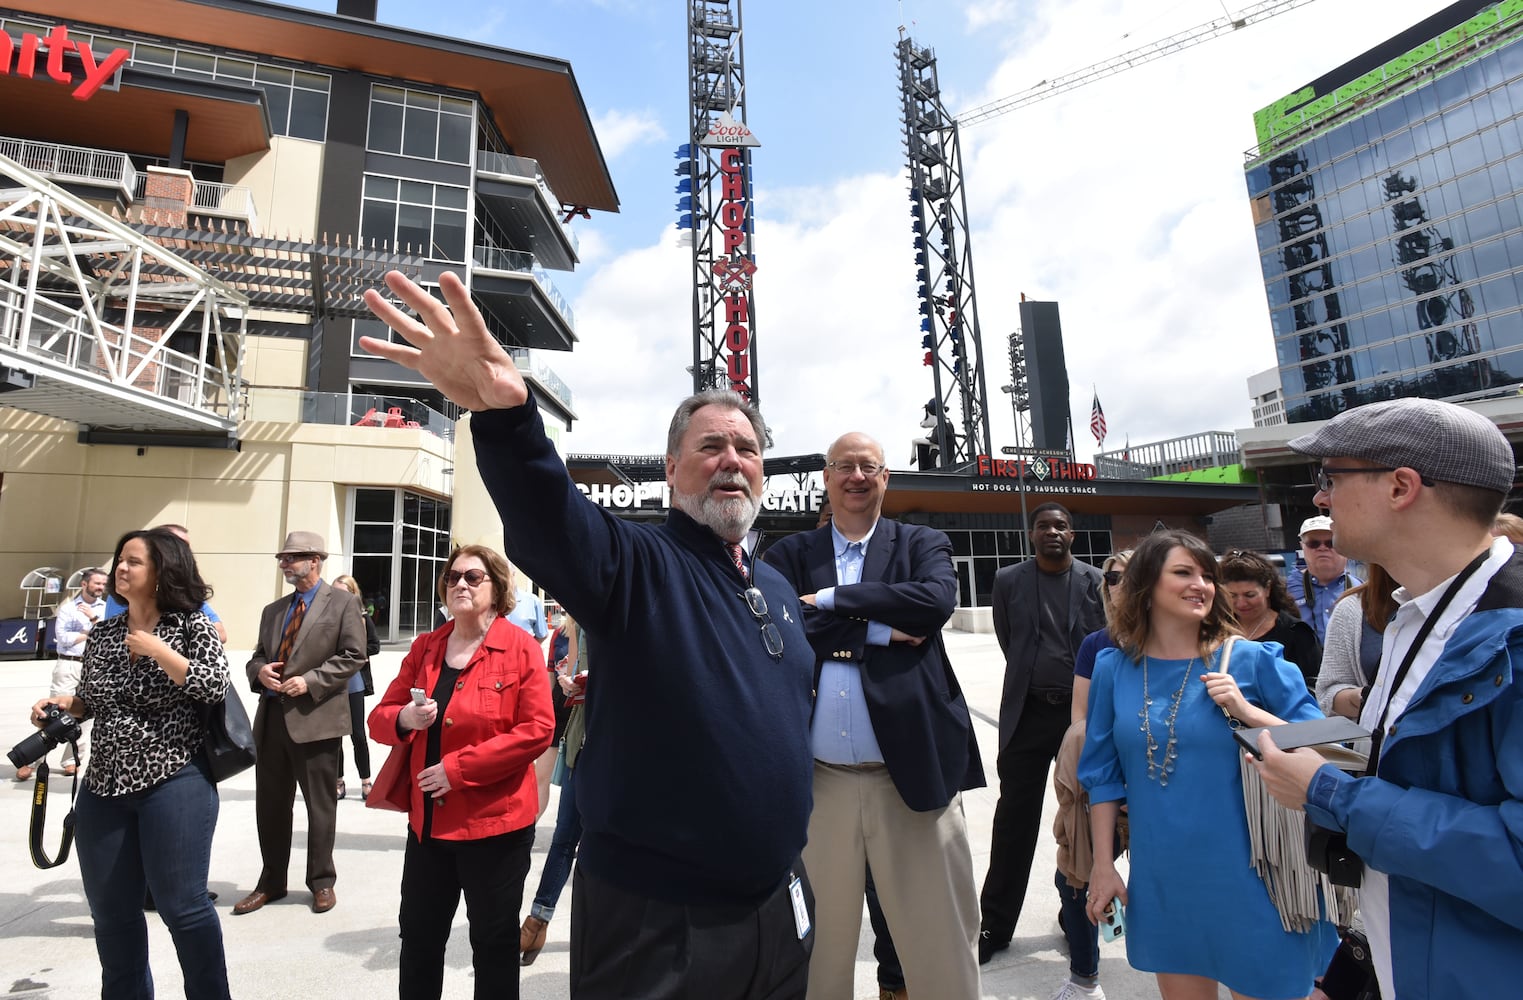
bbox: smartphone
[1099,898,1125,943]
[410,687,426,706]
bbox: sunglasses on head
[444,569,489,587]
[1102,570,1124,586]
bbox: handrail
[0,136,137,194]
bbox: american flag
[1090,393,1107,446]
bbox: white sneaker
[1047,982,1105,1000]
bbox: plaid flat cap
[1288,398,1515,494]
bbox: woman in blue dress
[1079,530,1337,1000]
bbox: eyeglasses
[1102,570,1123,587]
[826,460,885,477]
[444,569,489,587]
[1301,538,1336,551]
[741,587,784,660]
[276,553,316,564]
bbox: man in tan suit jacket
[232,531,366,916]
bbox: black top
[421,664,462,839]
[1262,613,1323,694]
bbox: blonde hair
[332,574,362,597]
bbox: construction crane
[900,0,1319,468]
[958,0,1319,127]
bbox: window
[360,175,469,262]
[349,487,452,641]
[368,85,474,164]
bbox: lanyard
[1364,549,1491,775]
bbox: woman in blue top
[1079,530,1336,1000]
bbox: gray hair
[666,390,767,458]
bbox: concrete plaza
[0,630,1174,999]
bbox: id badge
[787,873,811,940]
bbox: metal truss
[898,35,993,468]
[0,153,247,438]
[684,0,761,406]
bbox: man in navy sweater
[363,271,816,999]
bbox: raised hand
[360,270,527,412]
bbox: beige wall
[224,136,325,239]
[0,407,452,647]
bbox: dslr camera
[1305,821,1363,888]
[8,703,82,770]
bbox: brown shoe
[232,889,286,915]
[520,915,548,966]
[312,887,336,913]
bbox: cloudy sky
[309,0,1446,461]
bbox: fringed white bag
[1217,635,1362,932]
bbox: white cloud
[589,108,668,161]
[560,0,1452,466]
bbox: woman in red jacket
[370,544,554,1000]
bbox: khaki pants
[48,657,85,767]
[803,761,980,1000]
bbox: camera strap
[1364,549,1491,776]
[28,745,81,870]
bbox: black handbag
[199,681,257,782]
[185,619,257,782]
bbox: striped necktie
[726,543,747,581]
[276,596,306,662]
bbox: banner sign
[1,25,130,101]
[576,482,823,514]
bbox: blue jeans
[530,764,583,921]
[1055,867,1099,980]
[74,754,230,1000]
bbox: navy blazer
[991,558,1105,752]
[764,518,985,812]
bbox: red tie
[276,597,306,661]
[726,543,747,581]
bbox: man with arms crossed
[1255,397,1523,1000]
[362,271,816,1000]
[767,432,983,999]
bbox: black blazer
[765,518,985,812]
[990,558,1105,752]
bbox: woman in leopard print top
[31,528,232,999]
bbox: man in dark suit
[233,530,366,916]
[767,432,984,999]
[978,502,1105,964]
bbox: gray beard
[672,488,759,543]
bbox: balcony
[0,136,138,204]
[132,174,259,233]
[471,241,577,352]
[474,150,579,271]
[244,388,458,443]
[509,347,575,420]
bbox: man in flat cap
[1253,398,1522,1000]
[234,531,366,915]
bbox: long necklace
[1139,655,1196,785]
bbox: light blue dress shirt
[507,589,548,640]
[810,522,892,764]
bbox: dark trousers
[864,865,904,991]
[340,690,371,780]
[1055,867,1099,979]
[252,700,340,892]
[569,864,812,1000]
[74,755,231,1000]
[531,764,583,920]
[399,825,535,1000]
[979,694,1071,943]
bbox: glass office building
[1246,0,1523,423]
